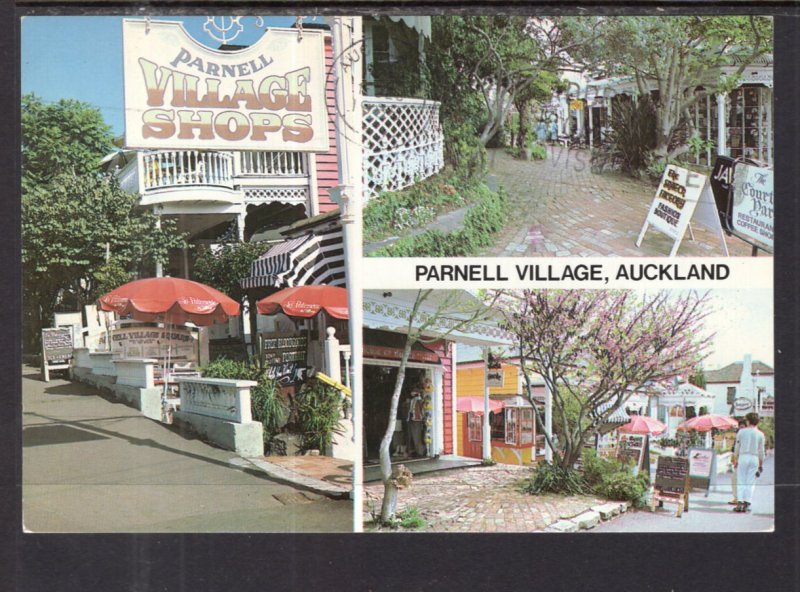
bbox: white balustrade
[141,150,235,190]
[363,96,445,200]
[238,151,306,176]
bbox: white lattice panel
[363,97,444,200]
[244,186,309,205]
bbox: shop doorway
[462,412,483,460]
[363,365,433,464]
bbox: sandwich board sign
[636,164,729,257]
[730,163,774,253]
[687,447,715,497]
[41,327,74,382]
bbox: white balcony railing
[238,151,306,177]
[141,150,235,191]
[362,97,444,200]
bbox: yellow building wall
[491,445,533,466]
[457,364,519,397]
[456,412,464,456]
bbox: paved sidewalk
[481,148,756,257]
[22,367,353,532]
[251,455,352,498]
[364,464,606,532]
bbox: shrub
[529,142,547,161]
[759,417,775,450]
[251,380,289,446]
[397,506,427,530]
[582,450,649,507]
[521,462,586,496]
[370,184,508,257]
[200,358,256,381]
[606,95,657,177]
[294,380,346,453]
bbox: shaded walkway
[22,366,352,532]
[481,148,756,257]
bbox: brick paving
[363,464,606,532]
[481,148,756,257]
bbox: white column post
[433,369,444,456]
[237,210,246,242]
[717,93,728,157]
[450,342,458,455]
[545,381,553,463]
[588,104,594,148]
[482,347,491,460]
[328,15,364,532]
[324,326,341,382]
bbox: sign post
[636,164,729,257]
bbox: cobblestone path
[364,464,606,532]
[481,148,754,257]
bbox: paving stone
[546,520,579,533]
[574,510,601,530]
[593,503,621,520]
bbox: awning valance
[241,228,345,290]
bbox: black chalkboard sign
[42,327,73,363]
[209,338,248,362]
[655,455,690,496]
[42,327,74,381]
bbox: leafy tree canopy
[22,93,115,191]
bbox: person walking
[733,412,765,513]
[729,417,748,506]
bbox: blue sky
[21,16,301,136]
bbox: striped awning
[241,228,346,290]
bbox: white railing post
[324,326,341,382]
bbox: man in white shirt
[733,412,766,513]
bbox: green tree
[558,16,773,161]
[22,94,114,190]
[193,241,268,338]
[22,96,185,351]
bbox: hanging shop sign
[363,344,440,365]
[111,324,199,363]
[41,327,74,382]
[123,19,329,152]
[487,353,504,387]
[258,331,308,385]
[636,164,729,257]
[730,163,774,253]
[733,397,755,414]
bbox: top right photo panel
[362,16,774,258]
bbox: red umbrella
[456,396,504,415]
[98,277,240,326]
[257,285,348,320]
[618,415,667,436]
[677,414,738,433]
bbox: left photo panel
[21,15,363,533]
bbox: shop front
[363,290,515,469]
[455,354,547,465]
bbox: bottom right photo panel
[361,288,773,533]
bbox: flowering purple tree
[500,290,712,470]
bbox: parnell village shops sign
[123,19,329,152]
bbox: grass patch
[367,182,508,257]
[395,507,427,530]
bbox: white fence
[362,97,444,200]
[141,150,235,190]
[237,151,307,177]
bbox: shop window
[727,86,772,163]
[505,407,534,446]
[727,386,737,404]
[467,412,482,442]
[669,405,685,418]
